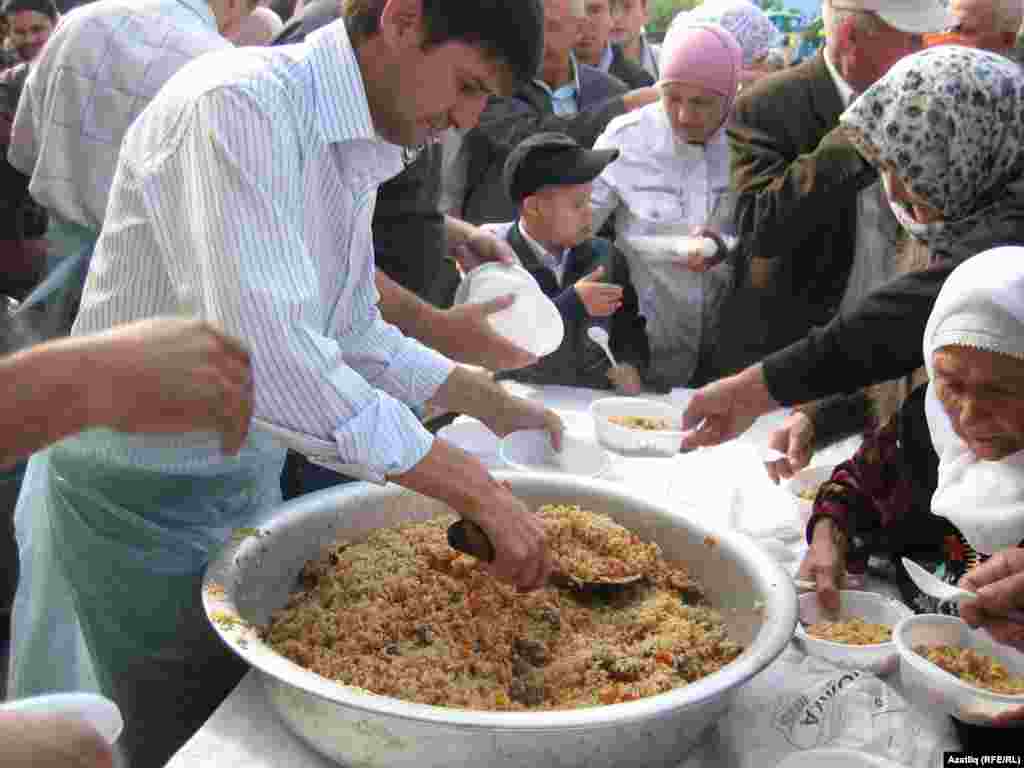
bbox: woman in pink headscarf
[590,23,742,389]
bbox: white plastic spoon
[902,557,1024,622]
[587,326,618,367]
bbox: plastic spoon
[901,557,1024,622]
[587,326,618,367]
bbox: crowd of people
[3,0,1024,763]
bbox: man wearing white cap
[718,0,952,449]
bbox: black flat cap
[503,132,619,204]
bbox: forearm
[426,364,508,424]
[797,392,871,449]
[375,268,447,346]
[0,338,98,464]
[390,436,505,524]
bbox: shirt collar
[597,43,614,73]
[640,35,659,78]
[303,19,376,144]
[535,51,581,97]
[519,221,567,274]
[823,48,857,108]
[178,0,219,31]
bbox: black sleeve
[762,259,957,405]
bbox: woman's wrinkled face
[660,82,727,145]
[880,166,943,224]
[933,344,1024,460]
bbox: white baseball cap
[829,0,955,34]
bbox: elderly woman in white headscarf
[668,0,783,86]
[590,22,742,389]
[798,247,1024,741]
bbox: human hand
[0,711,114,768]
[607,363,643,395]
[477,391,564,452]
[680,365,779,451]
[463,482,551,590]
[574,266,623,317]
[670,228,720,273]
[797,518,846,614]
[959,548,1024,652]
[765,410,815,484]
[86,317,253,455]
[441,298,537,371]
[450,227,516,274]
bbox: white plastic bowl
[454,263,564,357]
[590,397,684,457]
[782,464,837,527]
[893,613,1024,725]
[795,590,914,674]
[498,430,611,478]
[0,692,124,745]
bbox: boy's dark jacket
[499,221,649,389]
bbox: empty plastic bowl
[498,430,611,478]
[590,397,684,457]
[776,748,908,768]
[893,613,1024,725]
[796,590,914,674]
[1,692,124,745]
[454,263,564,357]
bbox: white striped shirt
[71,19,455,478]
[8,0,229,232]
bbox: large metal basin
[203,472,797,768]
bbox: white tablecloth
[166,384,936,768]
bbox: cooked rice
[915,644,1024,695]
[262,504,742,711]
[806,617,891,645]
[608,415,672,431]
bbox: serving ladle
[902,557,1024,622]
[447,519,644,595]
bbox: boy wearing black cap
[500,132,649,393]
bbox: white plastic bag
[679,647,958,767]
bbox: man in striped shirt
[13,0,556,763]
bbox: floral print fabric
[670,0,781,68]
[840,46,1024,250]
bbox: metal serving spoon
[902,557,1024,622]
[447,519,644,595]
[587,326,618,368]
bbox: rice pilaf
[262,504,743,710]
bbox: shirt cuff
[332,390,435,477]
[378,335,456,407]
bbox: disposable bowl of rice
[893,614,1024,726]
[795,590,914,674]
[590,397,685,456]
[203,472,797,768]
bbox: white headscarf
[924,246,1024,555]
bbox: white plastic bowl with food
[454,263,564,357]
[893,613,1024,725]
[796,590,914,674]
[590,397,684,457]
[782,464,837,526]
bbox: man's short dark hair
[1,0,58,20]
[343,0,543,88]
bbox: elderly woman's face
[660,82,727,145]
[880,167,943,224]
[933,345,1024,460]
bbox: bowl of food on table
[589,397,685,457]
[796,590,914,674]
[893,613,1024,726]
[203,472,798,768]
